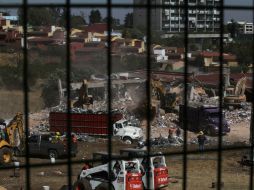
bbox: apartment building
[134,0,221,33]
[238,22,253,34]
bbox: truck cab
[74,152,143,190]
[113,119,143,144]
[120,148,169,190]
[179,104,230,136]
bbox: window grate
[0,0,253,189]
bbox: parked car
[28,134,78,159]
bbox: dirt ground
[0,139,252,190]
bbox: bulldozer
[72,79,93,109]
[0,112,24,165]
[223,77,247,108]
[151,79,181,112]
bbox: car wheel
[48,149,58,159]
[123,137,133,144]
[0,147,12,165]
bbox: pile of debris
[29,109,50,133]
[225,107,251,125]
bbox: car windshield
[123,121,128,127]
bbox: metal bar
[146,0,152,189]
[22,0,31,189]
[106,0,113,188]
[66,0,73,188]
[217,0,224,189]
[183,0,189,189]
[249,1,254,189]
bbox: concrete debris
[53,170,64,176]
[225,103,252,125]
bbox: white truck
[49,112,143,144]
[113,119,143,144]
[73,152,143,190]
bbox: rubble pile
[225,107,251,125]
[29,109,50,133]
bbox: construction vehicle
[72,79,93,109]
[73,152,143,190]
[49,112,143,144]
[0,113,24,165]
[224,77,247,108]
[120,148,169,190]
[151,79,181,112]
[179,103,230,136]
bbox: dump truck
[179,104,230,136]
[0,113,24,165]
[73,152,143,190]
[49,112,143,144]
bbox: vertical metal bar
[183,0,189,189]
[107,0,113,187]
[146,0,152,189]
[22,0,31,189]
[217,0,224,189]
[66,0,72,187]
[249,1,254,189]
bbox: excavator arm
[5,112,24,148]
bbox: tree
[227,19,241,39]
[122,28,144,39]
[41,69,66,107]
[124,13,133,28]
[71,15,87,28]
[89,9,102,24]
[102,16,120,28]
[18,7,66,26]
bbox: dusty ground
[0,139,252,190]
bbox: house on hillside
[200,51,238,71]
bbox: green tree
[102,16,120,28]
[41,69,66,107]
[227,19,241,39]
[122,28,144,39]
[71,15,87,28]
[18,8,66,26]
[124,13,133,28]
[89,9,102,24]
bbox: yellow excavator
[151,79,180,112]
[0,112,24,165]
[224,77,247,108]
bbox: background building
[134,0,221,33]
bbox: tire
[123,137,133,144]
[48,149,58,159]
[73,179,92,190]
[0,147,12,165]
[95,183,114,190]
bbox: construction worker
[52,132,61,143]
[197,131,207,152]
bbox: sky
[0,0,253,22]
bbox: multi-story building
[238,21,253,34]
[134,0,221,33]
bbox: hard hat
[56,132,60,136]
[198,131,204,135]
